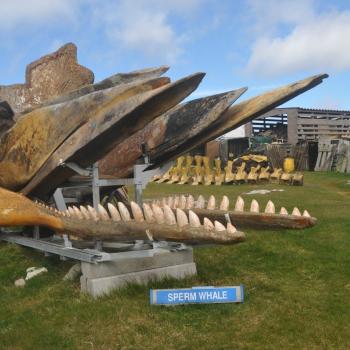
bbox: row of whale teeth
[151,195,311,218]
[57,202,238,234]
[35,201,61,214]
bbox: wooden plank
[22,73,205,198]
[347,143,350,173]
[99,88,247,178]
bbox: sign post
[150,285,244,306]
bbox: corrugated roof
[277,107,350,114]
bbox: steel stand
[1,156,176,263]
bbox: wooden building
[245,107,350,144]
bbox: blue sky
[1,0,350,110]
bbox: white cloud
[245,1,350,77]
[91,0,203,63]
[0,0,81,29]
[247,0,316,34]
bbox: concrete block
[81,248,193,279]
[80,275,87,293]
[85,262,197,298]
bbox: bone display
[21,73,205,197]
[152,156,303,186]
[19,65,170,115]
[0,188,245,244]
[146,74,328,170]
[99,88,247,178]
[0,76,171,191]
[150,195,316,229]
[0,43,328,245]
[0,43,94,114]
[0,100,15,138]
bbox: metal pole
[92,162,100,209]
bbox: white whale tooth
[195,195,205,209]
[68,207,75,217]
[145,229,154,241]
[280,207,288,215]
[303,210,311,218]
[226,223,237,234]
[292,207,301,216]
[219,195,229,211]
[179,195,187,209]
[265,200,275,214]
[176,208,189,228]
[186,195,194,209]
[143,203,155,223]
[107,203,121,221]
[207,195,216,210]
[118,202,131,221]
[173,196,179,209]
[250,199,259,213]
[214,220,226,232]
[79,206,91,220]
[163,205,176,225]
[203,217,214,230]
[188,210,201,227]
[73,206,83,219]
[87,205,99,221]
[161,198,167,208]
[152,204,165,224]
[234,196,244,212]
[167,196,174,208]
[97,204,110,221]
[130,202,144,222]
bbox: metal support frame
[0,155,184,264]
[0,232,187,263]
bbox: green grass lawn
[0,172,349,349]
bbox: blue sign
[150,285,244,305]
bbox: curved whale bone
[0,188,245,245]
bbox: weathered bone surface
[0,100,15,138]
[22,73,205,198]
[99,88,246,178]
[151,194,317,229]
[0,188,245,245]
[0,76,170,191]
[147,74,328,169]
[20,65,170,115]
[0,43,94,114]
